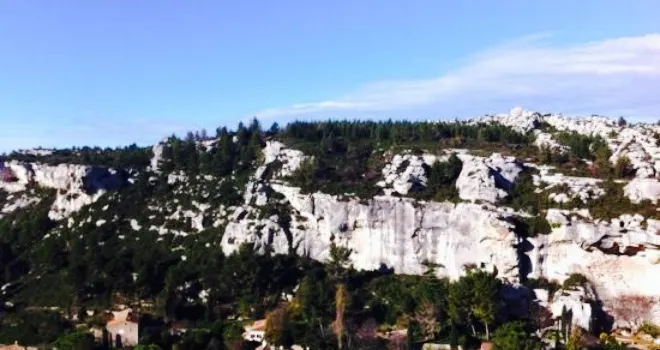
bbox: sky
[0,1,659,151]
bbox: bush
[53,331,96,350]
[414,153,463,202]
[510,214,552,239]
[587,179,660,221]
[599,333,627,350]
[639,323,660,337]
[0,310,72,346]
[555,132,609,161]
[614,156,635,179]
[563,273,589,290]
[504,168,544,214]
[223,322,246,349]
[524,278,561,297]
[492,321,539,350]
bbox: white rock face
[224,177,660,326]
[624,178,660,204]
[478,107,542,132]
[534,169,605,204]
[456,153,522,203]
[221,137,660,327]
[534,131,568,153]
[549,287,594,331]
[480,107,660,187]
[5,107,660,330]
[540,113,660,180]
[166,201,211,233]
[150,141,166,172]
[0,161,127,220]
[528,212,660,326]
[262,141,308,178]
[0,193,41,219]
[224,185,521,280]
[378,152,439,195]
[543,114,618,139]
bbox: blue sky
[1,1,659,151]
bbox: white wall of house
[106,321,139,348]
[245,330,265,343]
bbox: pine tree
[268,122,280,136]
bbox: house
[243,319,267,343]
[168,321,188,337]
[0,342,37,350]
[421,344,463,350]
[105,309,139,348]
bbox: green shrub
[492,321,539,350]
[555,132,609,161]
[512,215,552,238]
[53,331,95,350]
[525,278,561,297]
[563,273,589,290]
[587,179,660,220]
[639,323,660,337]
[414,153,463,202]
[0,310,72,346]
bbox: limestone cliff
[220,112,660,328]
[0,161,128,220]
[3,108,660,331]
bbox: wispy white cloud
[255,34,660,121]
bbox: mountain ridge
[1,107,660,348]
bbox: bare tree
[611,294,654,330]
[415,302,439,341]
[265,306,293,347]
[387,333,406,350]
[332,284,350,350]
[355,318,379,349]
[356,318,378,340]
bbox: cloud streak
[255,34,660,121]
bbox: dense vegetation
[4,144,153,170]
[0,117,653,349]
[282,120,532,197]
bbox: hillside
[1,107,660,349]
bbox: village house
[105,309,139,348]
[243,319,267,343]
[0,342,37,350]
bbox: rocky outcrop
[150,141,166,172]
[478,106,542,133]
[0,192,41,219]
[262,141,309,179]
[541,111,660,180]
[549,287,594,331]
[534,168,605,204]
[220,135,660,328]
[223,186,521,280]
[484,107,660,183]
[624,178,660,204]
[529,211,660,326]
[534,131,568,153]
[456,153,522,203]
[5,107,660,331]
[224,176,660,327]
[0,161,128,220]
[377,152,440,195]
